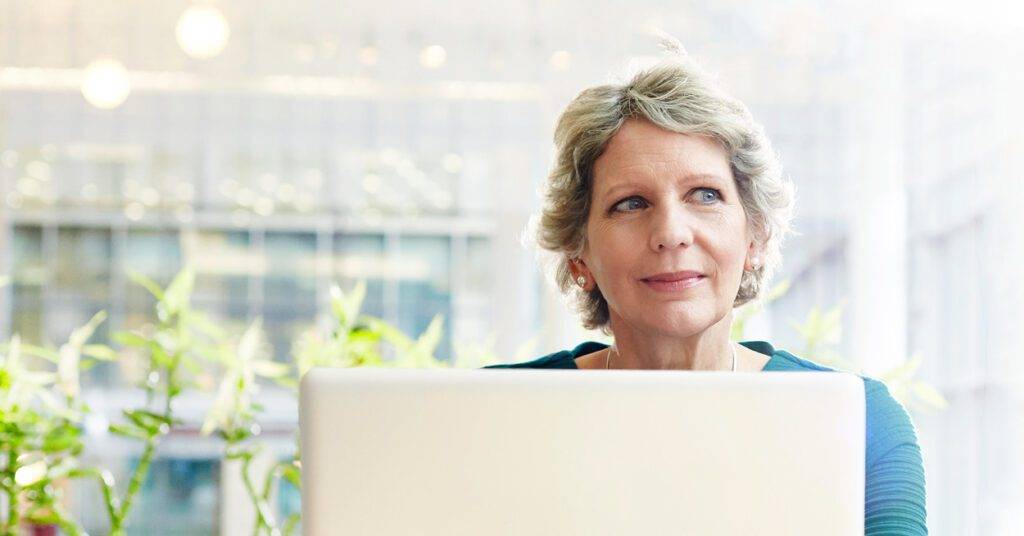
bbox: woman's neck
[606,311,735,371]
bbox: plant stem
[3,487,18,536]
[110,432,158,534]
[283,512,301,536]
[50,502,83,536]
[68,467,118,527]
[112,357,176,534]
[239,451,277,535]
[3,447,20,535]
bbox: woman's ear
[744,240,763,271]
[569,257,592,290]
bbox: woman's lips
[642,275,705,292]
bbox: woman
[484,48,927,534]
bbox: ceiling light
[82,58,130,109]
[176,5,231,59]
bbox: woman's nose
[649,205,696,252]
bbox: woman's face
[578,118,757,337]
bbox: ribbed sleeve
[863,378,929,535]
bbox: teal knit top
[483,340,928,535]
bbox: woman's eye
[694,188,722,204]
[612,196,647,212]
[612,189,721,213]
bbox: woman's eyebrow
[599,173,727,200]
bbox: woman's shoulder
[766,346,920,467]
[480,341,609,369]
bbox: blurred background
[1,0,1023,534]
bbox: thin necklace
[605,341,738,371]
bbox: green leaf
[109,423,151,441]
[42,426,82,453]
[911,381,949,409]
[252,359,289,378]
[163,265,196,315]
[187,311,227,340]
[180,355,203,375]
[237,318,264,365]
[127,269,165,300]
[112,331,150,349]
[3,342,60,363]
[273,376,299,390]
[366,316,413,351]
[881,353,923,384]
[123,409,173,433]
[26,509,60,527]
[82,344,118,361]
[152,344,172,368]
[410,314,445,366]
[765,278,792,301]
[67,310,107,348]
[282,463,301,488]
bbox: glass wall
[1,1,1021,534]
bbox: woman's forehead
[597,121,727,170]
[593,122,732,198]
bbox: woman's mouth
[641,275,706,292]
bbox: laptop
[300,368,864,535]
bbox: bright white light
[140,187,161,207]
[420,45,447,69]
[16,177,39,196]
[219,178,239,197]
[362,173,382,194]
[359,45,380,66]
[121,178,140,197]
[275,183,296,203]
[294,44,316,64]
[258,173,279,191]
[25,161,50,180]
[432,191,453,210]
[82,58,131,109]
[253,196,275,216]
[1,150,18,168]
[441,153,463,173]
[379,148,400,166]
[236,187,255,207]
[174,181,195,201]
[549,50,571,71]
[176,5,231,59]
[303,169,323,188]
[175,205,194,223]
[295,193,316,212]
[15,459,47,487]
[125,202,145,221]
[396,159,417,177]
[6,192,23,209]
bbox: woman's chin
[639,312,718,338]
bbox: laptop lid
[300,368,864,535]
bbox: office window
[9,225,46,344]
[262,231,318,362]
[333,233,387,319]
[397,236,452,361]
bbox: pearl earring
[576,275,586,287]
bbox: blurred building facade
[1,0,1022,534]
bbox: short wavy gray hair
[530,50,796,334]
